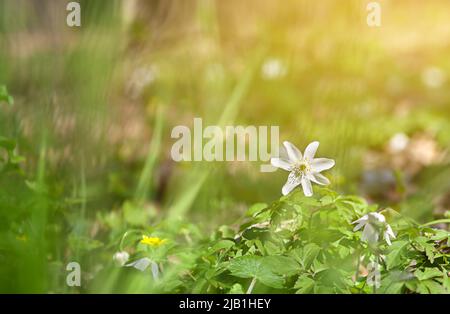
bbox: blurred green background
[0,0,449,292]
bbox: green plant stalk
[354,250,361,283]
[119,229,143,251]
[134,105,165,204]
[420,219,450,227]
[246,277,257,294]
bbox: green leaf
[264,240,282,255]
[0,137,16,151]
[254,239,266,255]
[0,85,14,105]
[218,225,235,238]
[417,280,446,294]
[246,203,267,217]
[295,275,315,293]
[10,154,25,164]
[443,272,450,292]
[386,240,409,270]
[302,243,321,269]
[414,268,443,281]
[228,283,244,294]
[228,256,284,289]
[382,282,404,294]
[320,195,333,206]
[425,246,435,264]
[376,271,406,294]
[211,240,235,252]
[263,255,300,276]
[430,230,449,241]
[257,271,284,289]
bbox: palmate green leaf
[289,193,321,207]
[417,279,447,294]
[155,187,450,293]
[295,275,315,293]
[404,279,418,292]
[314,268,348,291]
[379,281,404,294]
[414,268,443,281]
[264,240,282,255]
[289,243,322,271]
[320,195,334,206]
[414,237,437,263]
[443,272,450,292]
[312,259,328,273]
[210,240,235,252]
[430,229,450,241]
[227,255,284,288]
[254,239,266,255]
[302,243,321,269]
[263,255,300,276]
[228,256,266,278]
[386,240,409,270]
[257,271,284,289]
[425,246,435,263]
[415,236,432,249]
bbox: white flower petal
[151,261,160,280]
[353,221,366,232]
[282,172,302,195]
[362,224,379,244]
[271,157,292,171]
[283,141,302,162]
[384,232,392,246]
[304,141,319,161]
[384,225,395,245]
[126,257,152,271]
[352,215,368,225]
[308,172,330,185]
[300,177,313,197]
[311,158,335,172]
[386,224,396,239]
[368,212,386,225]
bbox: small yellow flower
[16,235,28,242]
[140,235,167,247]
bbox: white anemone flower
[271,141,335,196]
[353,212,396,246]
[366,261,381,288]
[126,257,160,280]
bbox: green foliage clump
[122,188,450,294]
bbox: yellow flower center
[140,235,167,247]
[293,160,310,177]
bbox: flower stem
[119,229,142,251]
[246,277,257,294]
[420,219,450,227]
[354,250,361,282]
